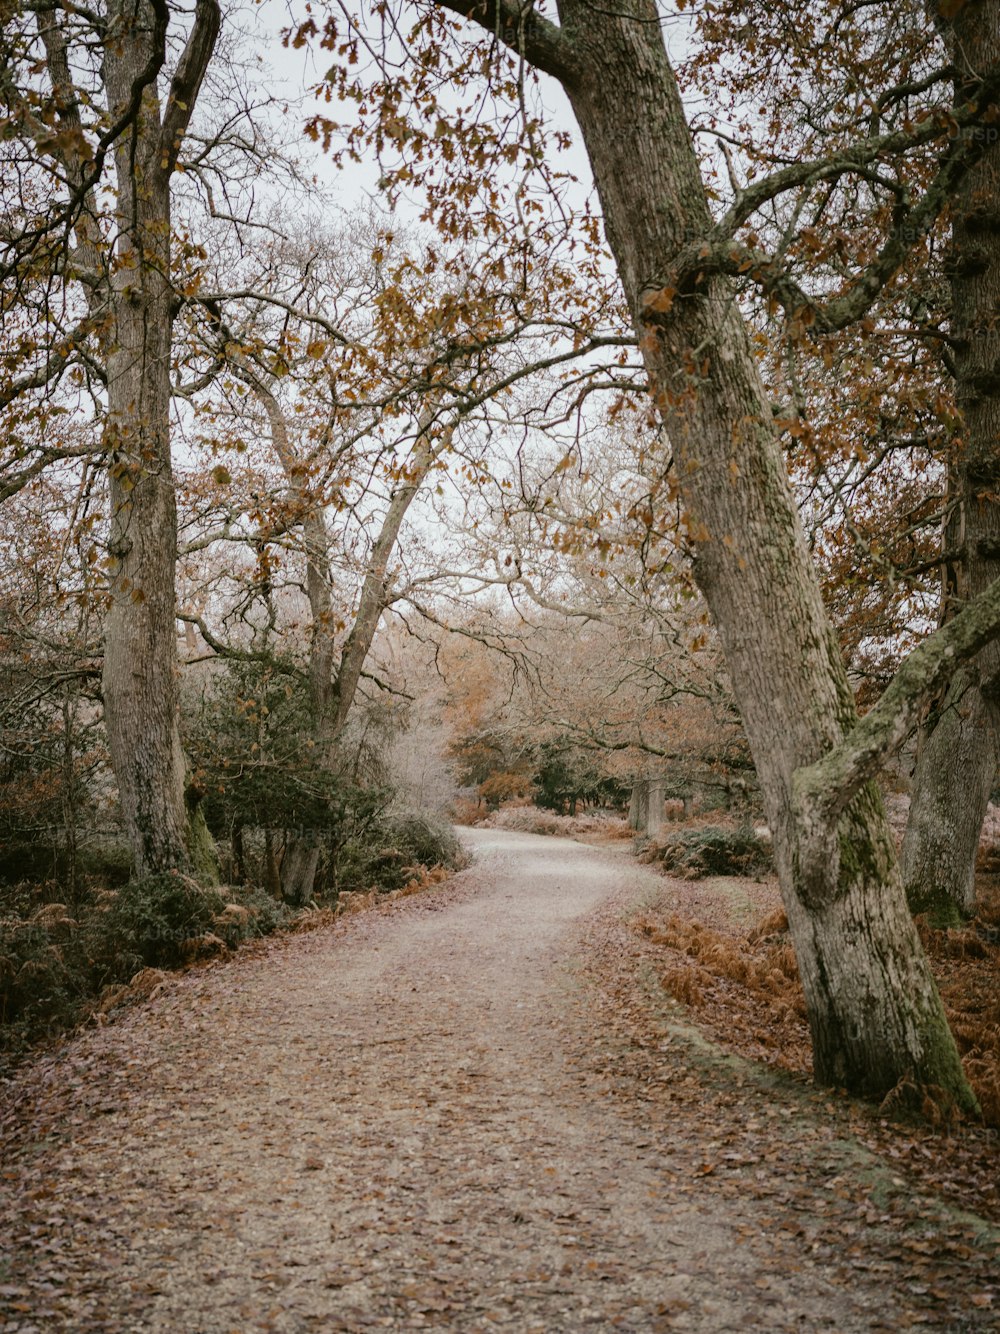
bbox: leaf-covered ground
[630,863,1000,1222]
[0,828,996,1331]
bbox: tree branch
[432,0,578,86]
[793,576,1000,824]
[158,0,221,176]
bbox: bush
[0,874,290,1070]
[1,899,83,1044]
[450,795,487,826]
[332,811,466,895]
[0,837,133,892]
[94,873,226,973]
[94,873,289,974]
[483,804,631,839]
[486,806,567,836]
[643,825,772,879]
[386,813,464,869]
[77,839,133,886]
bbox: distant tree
[902,4,1000,920]
[185,657,392,896]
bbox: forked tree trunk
[67,0,219,877]
[237,366,452,905]
[101,9,189,876]
[281,422,446,904]
[904,3,1000,919]
[446,0,981,1104]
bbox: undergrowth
[639,823,772,879]
[0,874,289,1071]
[472,803,631,840]
[636,877,1000,1128]
[333,813,467,893]
[1,811,467,1073]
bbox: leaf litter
[0,827,995,1331]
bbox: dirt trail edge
[0,829,995,1332]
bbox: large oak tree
[2,0,221,874]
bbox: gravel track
[0,828,993,1332]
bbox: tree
[2,0,221,874]
[167,204,637,898]
[902,3,1000,920]
[0,463,104,891]
[308,0,1000,1106]
[680,0,1000,919]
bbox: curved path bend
[0,829,993,1331]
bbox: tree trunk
[234,365,452,904]
[185,784,220,887]
[232,824,246,883]
[281,839,323,907]
[264,829,282,899]
[100,8,189,876]
[84,0,219,878]
[646,777,666,837]
[628,778,649,832]
[542,0,974,1104]
[904,2,1000,919]
[903,668,995,920]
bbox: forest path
[0,828,995,1332]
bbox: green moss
[185,785,220,887]
[905,880,965,929]
[837,782,895,887]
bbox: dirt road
[0,829,995,1331]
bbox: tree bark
[437,0,984,1104]
[100,4,187,875]
[628,778,649,832]
[90,0,219,876]
[646,777,666,837]
[903,668,995,919]
[904,1,1000,919]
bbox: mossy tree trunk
[903,667,995,921]
[54,0,220,877]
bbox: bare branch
[158,0,222,177]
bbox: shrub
[93,873,288,975]
[93,872,226,973]
[386,813,465,869]
[486,806,567,836]
[482,804,631,839]
[644,825,772,879]
[0,874,290,1071]
[77,839,133,886]
[1,902,82,1042]
[333,811,467,894]
[450,795,487,826]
